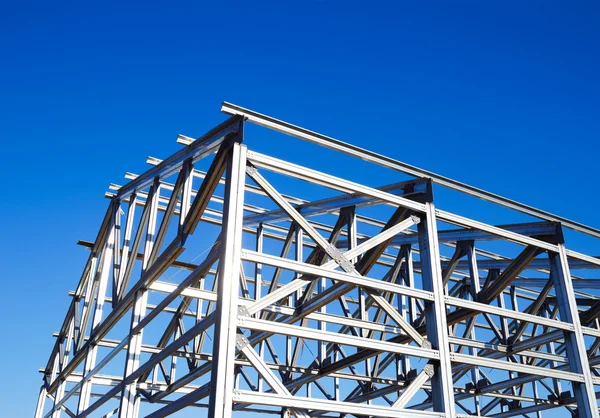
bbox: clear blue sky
[1,1,599,417]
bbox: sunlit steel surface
[35,103,600,418]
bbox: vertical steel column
[287,226,303,413]
[207,142,247,418]
[465,242,482,415]
[399,244,415,380]
[255,223,264,393]
[417,202,456,417]
[119,179,160,418]
[118,289,149,418]
[506,285,519,407]
[549,244,599,418]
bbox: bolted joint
[409,214,422,225]
[420,340,433,350]
[238,305,250,317]
[423,363,435,378]
[235,334,250,350]
[326,245,343,260]
[232,389,242,402]
[327,246,354,272]
[245,165,258,177]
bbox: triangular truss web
[35,103,600,418]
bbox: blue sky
[1,1,599,417]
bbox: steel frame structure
[35,102,600,418]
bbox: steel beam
[207,143,247,418]
[418,202,457,417]
[549,245,599,418]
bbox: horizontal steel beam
[247,151,427,213]
[240,250,435,301]
[450,352,584,382]
[243,177,431,227]
[232,390,444,418]
[421,257,600,271]
[222,101,600,238]
[390,221,562,246]
[445,296,574,331]
[237,317,440,360]
[512,278,600,289]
